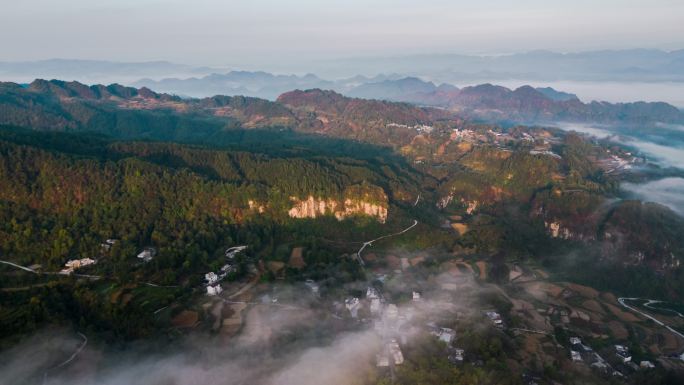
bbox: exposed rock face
[247,200,265,213]
[464,200,479,215]
[545,221,574,239]
[544,220,596,241]
[288,195,388,223]
[436,194,480,215]
[437,194,453,209]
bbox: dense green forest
[1,80,684,351]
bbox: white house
[207,284,223,296]
[615,345,631,363]
[225,245,247,259]
[438,328,455,344]
[137,248,156,262]
[345,297,360,318]
[448,348,465,363]
[366,287,380,299]
[205,272,219,284]
[486,311,503,327]
[571,351,583,362]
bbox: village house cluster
[59,258,96,275]
[205,245,246,296]
[566,336,656,377]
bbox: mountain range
[135,73,684,126]
[3,48,684,91]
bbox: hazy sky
[2,0,683,66]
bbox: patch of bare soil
[581,300,604,315]
[605,303,641,322]
[606,320,629,339]
[172,310,199,328]
[566,283,599,299]
[476,261,487,280]
[535,269,549,279]
[221,302,247,335]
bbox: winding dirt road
[618,297,684,340]
[355,220,418,266]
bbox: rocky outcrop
[436,195,479,215]
[247,200,265,214]
[288,195,388,223]
[545,221,573,239]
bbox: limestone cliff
[288,193,388,223]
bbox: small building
[206,284,223,296]
[65,258,96,269]
[412,291,421,301]
[304,279,320,296]
[61,258,96,274]
[100,239,118,252]
[205,272,219,284]
[388,339,404,365]
[221,263,236,274]
[366,287,380,299]
[137,247,156,262]
[436,328,455,344]
[448,348,465,364]
[570,350,583,362]
[639,361,655,369]
[570,337,592,352]
[485,311,503,327]
[615,345,632,363]
[225,245,247,259]
[345,297,360,318]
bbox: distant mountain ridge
[130,69,684,126]
[0,59,222,84]
[345,77,684,125]
[134,72,405,99]
[324,48,684,82]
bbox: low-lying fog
[553,122,684,217]
[554,122,684,170]
[622,177,684,217]
[1,274,485,385]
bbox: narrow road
[509,327,551,336]
[143,282,179,288]
[644,300,684,318]
[1,259,102,279]
[618,297,684,340]
[0,260,39,274]
[43,332,88,384]
[1,259,176,287]
[356,220,418,266]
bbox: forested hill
[1,79,684,299]
[0,79,295,135]
[0,80,462,147]
[0,127,429,268]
